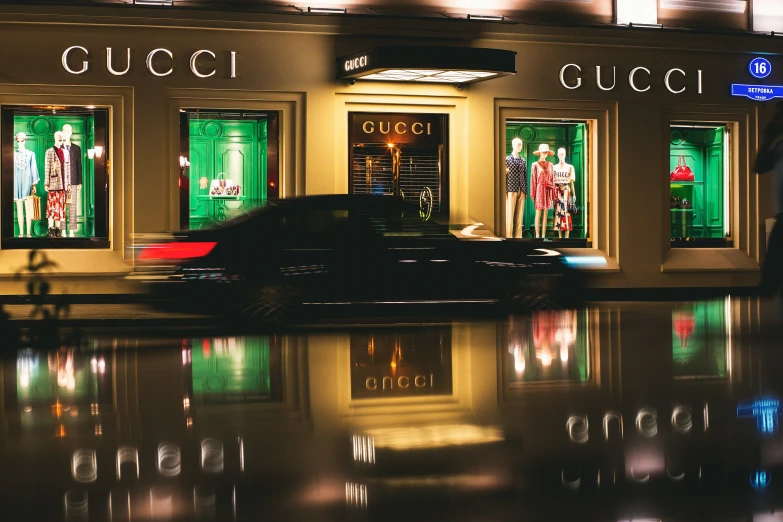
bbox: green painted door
[670,127,726,239]
[505,123,587,238]
[13,115,95,237]
[189,118,267,229]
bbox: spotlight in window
[467,14,505,21]
[307,6,346,14]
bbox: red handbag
[670,155,695,182]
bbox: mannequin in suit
[62,124,82,237]
[44,131,69,237]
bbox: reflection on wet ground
[1,297,783,521]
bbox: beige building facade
[0,5,779,293]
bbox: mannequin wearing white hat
[530,143,555,239]
[14,132,39,237]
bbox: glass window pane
[181,110,280,230]
[3,106,109,247]
[504,120,590,244]
[669,124,731,247]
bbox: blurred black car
[133,195,582,322]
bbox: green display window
[1,106,109,248]
[180,110,280,230]
[184,336,283,405]
[503,310,590,387]
[504,120,589,244]
[669,124,731,247]
[672,300,730,380]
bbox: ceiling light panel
[616,0,658,25]
[753,0,783,33]
[660,0,747,13]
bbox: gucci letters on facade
[559,64,704,94]
[61,47,238,78]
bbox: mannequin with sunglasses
[13,132,39,238]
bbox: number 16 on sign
[750,58,772,80]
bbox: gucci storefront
[0,5,778,293]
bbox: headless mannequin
[505,137,527,238]
[62,124,81,238]
[554,149,576,239]
[14,135,36,237]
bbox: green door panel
[670,128,726,240]
[188,118,268,229]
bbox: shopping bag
[28,195,41,221]
[670,155,695,182]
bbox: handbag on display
[670,155,695,182]
[27,185,41,221]
[568,197,578,215]
[209,173,240,196]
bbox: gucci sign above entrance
[61,47,238,78]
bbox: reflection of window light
[513,346,525,374]
[537,350,553,367]
[560,346,569,363]
[361,424,504,451]
[738,397,780,434]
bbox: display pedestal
[671,210,695,239]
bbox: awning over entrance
[337,46,516,85]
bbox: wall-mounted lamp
[179,156,190,168]
[467,14,505,21]
[94,146,103,158]
[87,149,95,160]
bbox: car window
[280,208,350,242]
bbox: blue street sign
[751,470,772,489]
[750,57,772,79]
[731,84,783,102]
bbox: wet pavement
[1,297,782,521]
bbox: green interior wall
[191,337,271,403]
[505,123,587,238]
[188,117,267,229]
[13,115,95,237]
[671,300,728,379]
[670,127,727,239]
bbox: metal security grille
[351,145,443,212]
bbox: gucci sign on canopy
[61,47,238,78]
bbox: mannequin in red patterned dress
[530,144,555,239]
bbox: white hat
[15,132,27,142]
[533,143,554,157]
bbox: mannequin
[505,137,527,238]
[14,132,39,238]
[44,131,69,237]
[553,147,576,239]
[530,144,555,239]
[62,124,82,237]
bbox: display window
[179,110,280,230]
[349,112,448,217]
[669,124,732,247]
[672,299,731,380]
[503,310,590,387]
[504,120,590,245]
[350,327,453,399]
[1,106,110,248]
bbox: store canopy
[337,46,516,85]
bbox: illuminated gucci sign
[559,64,704,95]
[344,55,368,72]
[61,46,238,78]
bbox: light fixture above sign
[133,0,173,5]
[337,46,516,86]
[307,6,346,14]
